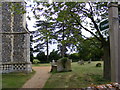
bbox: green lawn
[2,61,110,89]
[2,71,35,89]
[44,61,110,88]
[32,63,50,67]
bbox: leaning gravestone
[0,0,32,73]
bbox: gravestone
[65,60,72,71]
[57,59,72,72]
[0,0,32,73]
[51,60,56,66]
[57,60,64,72]
[88,59,91,64]
[50,60,57,72]
[78,60,84,65]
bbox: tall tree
[34,20,55,62]
[77,37,103,61]
[65,2,110,80]
[32,2,82,57]
[30,2,110,80]
[40,2,110,80]
[30,35,34,63]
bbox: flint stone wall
[0,1,32,73]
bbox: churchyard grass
[44,61,110,88]
[32,63,50,67]
[2,70,35,88]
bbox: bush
[96,63,102,67]
[33,59,40,64]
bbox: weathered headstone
[57,59,72,72]
[88,59,91,64]
[0,0,32,73]
[78,60,84,65]
[57,60,64,72]
[65,60,72,71]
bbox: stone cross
[0,0,32,73]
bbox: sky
[25,0,92,55]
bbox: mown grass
[44,61,110,88]
[2,70,35,89]
[32,63,50,67]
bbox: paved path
[22,66,51,88]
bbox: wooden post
[108,3,120,82]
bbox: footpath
[22,66,51,88]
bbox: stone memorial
[51,60,56,66]
[56,60,64,72]
[65,60,72,71]
[0,0,32,73]
[50,60,57,72]
[88,59,91,64]
[57,58,72,72]
[78,60,84,65]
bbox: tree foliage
[77,37,103,61]
[28,2,111,80]
[49,49,61,61]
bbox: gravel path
[22,66,51,88]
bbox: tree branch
[88,2,106,43]
[81,34,101,49]
[70,13,102,42]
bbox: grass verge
[32,63,50,67]
[44,61,110,88]
[2,70,35,89]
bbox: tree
[30,35,34,63]
[49,49,61,61]
[36,51,47,63]
[34,21,51,62]
[28,2,110,80]
[32,2,82,58]
[69,53,80,62]
[31,19,57,62]
[77,37,103,61]
[39,2,110,80]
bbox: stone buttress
[0,0,32,73]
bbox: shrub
[33,59,40,64]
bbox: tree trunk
[103,42,111,80]
[61,24,65,57]
[61,45,65,57]
[46,40,49,62]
